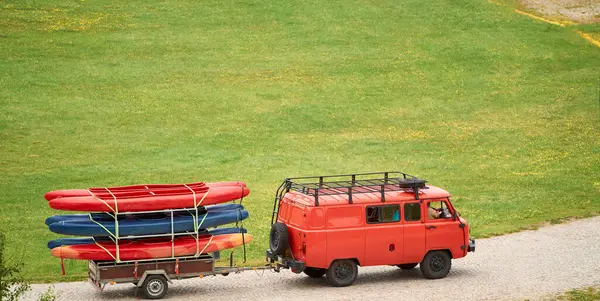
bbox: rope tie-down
[58,183,221,269]
[87,187,120,261]
[184,184,213,256]
[59,187,120,273]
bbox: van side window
[404,203,421,222]
[366,205,400,224]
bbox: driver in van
[427,202,440,219]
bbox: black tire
[304,267,327,278]
[142,275,168,299]
[325,259,358,287]
[420,251,452,279]
[269,222,289,255]
[397,263,418,270]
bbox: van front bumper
[468,239,476,252]
[266,250,306,274]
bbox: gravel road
[24,216,600,301]
[520,0,600,24]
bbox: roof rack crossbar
[359,186,381,193]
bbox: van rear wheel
[304,267,326,278]
[420,250,452,279]
[269,222,289,255]
[326,259,358,287]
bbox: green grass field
[1,0,599,282]
[553,286,600,301]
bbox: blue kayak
[48,209,248,236]
[45,203,244,226]
[47,227,248,249]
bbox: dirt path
[22,216,600,301]
[520,0,600,24]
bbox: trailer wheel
[142,275,168,299]
[269,222,289,255]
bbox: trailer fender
[136,270,172,287]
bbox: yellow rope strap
[183,185,211,231]
[87,188,117,213]
[196,235,214,257]
[86,189,118,239]
[184,184,212,257]
[88,213,116,238]
[91,237,116,261]
[87,188,120,261]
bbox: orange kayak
[51,233,252,261]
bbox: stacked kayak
[47,181,249,212]
[51,235,249,261]
[45,181,252,261]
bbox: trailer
[88,254,273,299]
[61,197,261,299]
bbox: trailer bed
[89,255,215,286]
[88,255,273,299]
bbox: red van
[267,172,475,287]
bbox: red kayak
[45,181,247,201]
[51,234,252,261]
[48,185,250,212]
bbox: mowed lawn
[1,0,599,282]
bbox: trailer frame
[88,254,274,299]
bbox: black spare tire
[269,222,289,255]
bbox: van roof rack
[271,172,427,223]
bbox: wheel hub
[430,255,444,272]
[271,231,280,248]
[147,280,163,296]
[335,263,350,279]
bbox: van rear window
[327,207,362,228]
[289,206,305,227]
[366,205,400,224]
[309,208,325,228]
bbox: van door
[288,204,307,262]
[402,202,426,264]
[364,204,402,266]
[326,206,365,267]
[424,199,463,257]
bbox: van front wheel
[420,250,452,279]
[326,259,358,287]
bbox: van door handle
[425,225,437,230]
